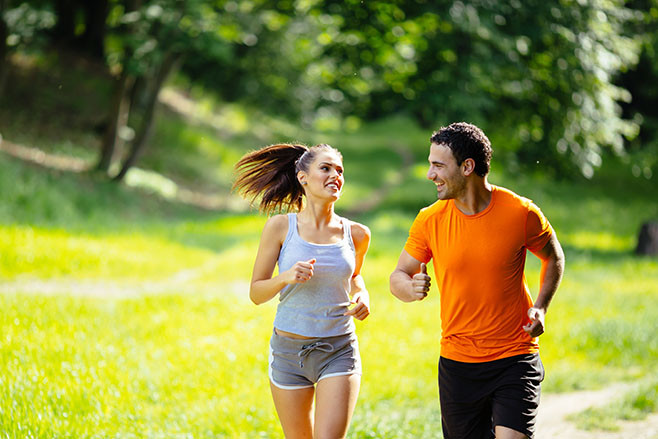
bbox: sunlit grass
[2,96,658,436]
[0,292,280,437]
[567,380,658,431]
[0,213,265,282]
[0,258,449,438]
[0,224,212,280]
[561,230,634,252]
[4,159,657,436]
[2,238,655,437]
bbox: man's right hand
[411,262,431,300]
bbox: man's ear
[462,158,476,176]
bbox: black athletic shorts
[438,353,544,439]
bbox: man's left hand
[523,307,545,337]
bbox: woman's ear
[297,171,307,186]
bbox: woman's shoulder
[346,219,371,248]
[262,214,290,241]
[266,213,290,227]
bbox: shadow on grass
[562,245,637,262]
[0,150,259,254]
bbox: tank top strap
[287,212,296,229]
[281,213,297,249]
[341,217,356,252]
[286,213,354,250]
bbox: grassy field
[1,53,658,437]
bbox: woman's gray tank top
[273,213,356,337]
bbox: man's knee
[495,424,528,439]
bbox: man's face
[426,142,466,200]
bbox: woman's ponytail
[233,144,308,214]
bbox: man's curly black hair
[430,122,493,177]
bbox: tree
[60,0,649,180]
[617,0,658,178]
[294,0,642,176]
[0,0,8,93]
[4,0,652,180]
[178,0,643,177]
[95,0,141,176]
[112,50,182,181]
[0,1,54,97]
[51,0,109,59]
[98,0,221,180]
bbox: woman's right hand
[283,258,316,284]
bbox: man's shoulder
[493,185,533,209]
[417,199,451,220]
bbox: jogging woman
[233,143,371,438]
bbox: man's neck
[453,178,493,215]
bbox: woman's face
[299,150,344,202]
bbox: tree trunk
[113,52,182,181]
[0,0,8,98]
[52,0,79,45]
[80,0,109,59]
[635,221,658,256]
[95,0,142,174]
[129,75,149,115]
[96,69,135,173]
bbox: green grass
[0,292,279,438]
[3,137,658,437]
[567,380,658,431]
[1,50,658,437]
[2,231,655,437]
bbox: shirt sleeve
[404,211,433,263]
[525,202,553,253]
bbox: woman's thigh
[314,374,361,439]
[270,381,315,439]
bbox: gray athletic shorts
[269,329,361,390]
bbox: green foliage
[142,0,655,178]
[105,0,235,74]
[3,1,55,50]
[4,0,658,179]
[309,1,643,176]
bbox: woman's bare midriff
[274,328,315,340]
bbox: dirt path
[0,277,249,298]
[162,88,418,217]
[0,260,250,299]
[0,137,242,211]
[537,382,658,439]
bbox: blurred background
[0,1,657,438]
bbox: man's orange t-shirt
[404,185,553,363]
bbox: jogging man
[390,122,565,439]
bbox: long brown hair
[232,143,342,214]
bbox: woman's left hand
[344,291,370,321]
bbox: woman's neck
[298,200,336,228]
